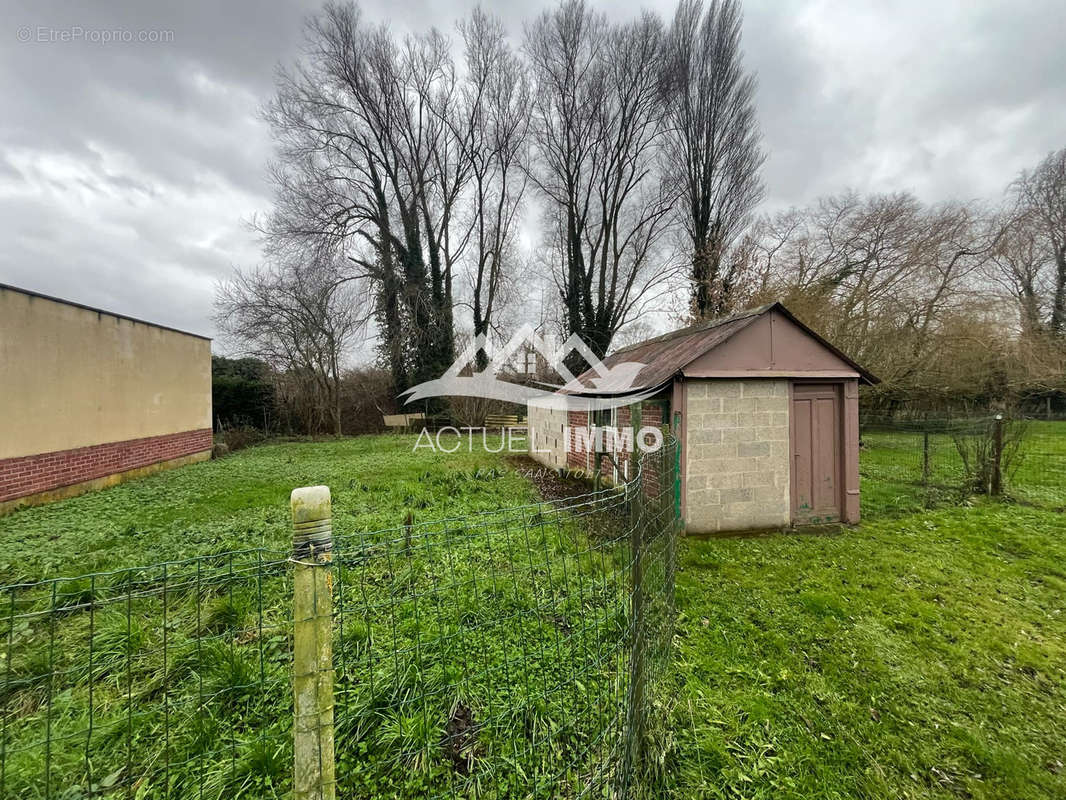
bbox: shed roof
[567,302,879,395]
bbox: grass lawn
[0,434,539,585]
[1,432,1064,798]
[669,503,1066,799]
[1,436,647,799]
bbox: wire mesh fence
[0,440,680,799]
[859,415,1066,514]
[1,550,295,799]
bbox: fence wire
[0,440,680,799]
[860,415,1066,512]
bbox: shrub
[339,367,396,435]
[220,425,265,453]
[951,417,1028,494]
[212,356,277,431]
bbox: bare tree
[986,209,1049,337]
[456,9,531,368]
[663,0,764,319]
[264,2,471,392]
[748,192,997,388]
[525,0,676,364]
[215,259,370,436]
[1009,148,1066,335]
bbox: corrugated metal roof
[564,302,878,395]
[564,306,767,394]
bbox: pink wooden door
[791,384,842,524]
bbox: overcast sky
[2,0,1064,342]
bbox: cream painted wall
[684,378,791,533]
[0,287,212,459]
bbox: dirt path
[505,455,592,502]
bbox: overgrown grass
[0,435,539,584]
[669,503,1066,799]
[0,435,662,799]
[2,430,1064,798]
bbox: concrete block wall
[684,379,790,533]
[0,286,211,462]
[527,403,569,469]
[0,284,212,514]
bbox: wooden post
[631,402,642,492]
[991,415,1004,496]
[668,429,680,615]
[673,411,683,521]
[291,486,335,800]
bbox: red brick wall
[0,429,212,503]
[564,402,669,484]
[614,404,669,495]
[566,410,590,471]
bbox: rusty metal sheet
[568,307,768,394]
[567,302,878,395]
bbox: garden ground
[671,502,1066,799]
[0,432,1063,798]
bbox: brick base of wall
[0,429,213,508]
[562,403,669,486]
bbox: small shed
[527,302,879,533]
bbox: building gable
[682,309,861,379]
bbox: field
[1,430,1064,798]
[670,503,1066,799]
[0,435,540,585]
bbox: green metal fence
[0,440,680,799]
[859,415,1066,514]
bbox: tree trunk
[1051,246,1066,335]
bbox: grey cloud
[1,0,1063,341]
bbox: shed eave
[681,368,862,381]
[554,376,674,399]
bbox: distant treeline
[213,1,1065,430]
[212,356,395,437]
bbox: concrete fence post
[291,486,336,800]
